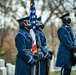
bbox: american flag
[30,0,37,54]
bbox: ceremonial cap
[60,13,70,19]
[17,16,30,22]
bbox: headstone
[0,67,7,75]
[6,63,12,75]
[72,65,76,71]
[50,56,55,72]
[6,63,15,75]
[11,65,15,75]
[0,59,5,67]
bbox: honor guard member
[36,16,53,75]
[15,16,37,75]
[56,13,75,75]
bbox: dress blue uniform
[15,17,35,75]
[56,13,74,75]
[36,16,53,75]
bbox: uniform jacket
[56,24,74,69]
[36,29,51,75]
[36,30,51,58]
[15,28,34,75]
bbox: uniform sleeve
[40,32,47,46]
[36,33,46,54]
[70,28,74,44]
[38,32,51,59]
[58,27,72,50]
[15,34,34,64]
[36,33,42,48]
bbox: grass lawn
[50,71,76,75]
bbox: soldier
[36,16,53,75]
[56,13,75,75]
[15,16,37,75]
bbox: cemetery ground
[0,72,76,75]
[51,71,76,75]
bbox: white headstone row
[6,63,15,75]
[0,59,15,75]
[0,59,5,67]
[0,57,76,75]
[50,56,76,72]
[0,67,7,75]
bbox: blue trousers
[61,67,71,75]
[36,60,49,75]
